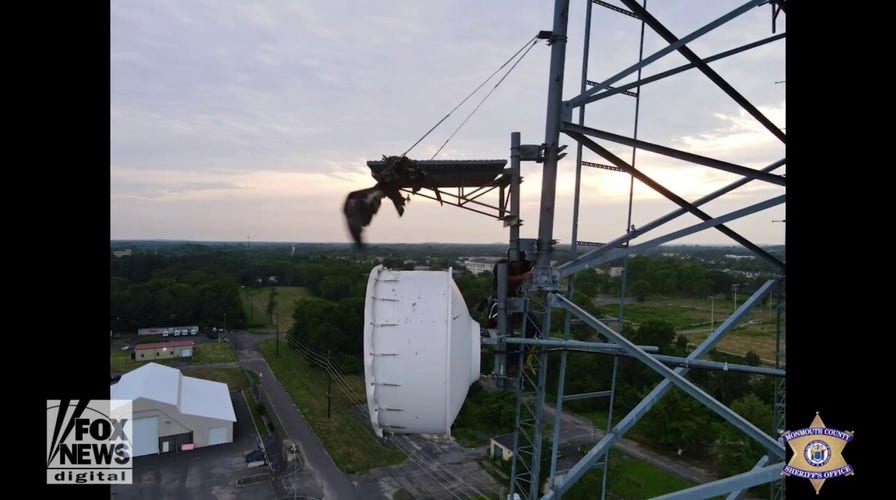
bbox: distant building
[112,249,132,258]
[725,254,755,260]
[463,257,502,275]
[490,432,515,461]
[134,340,194,361]
[595,266,624,277]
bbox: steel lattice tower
[503,1,787,499]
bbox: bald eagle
[344,186,405,249]
[344,155,430,249]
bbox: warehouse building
[111,362,237,457]
[133,340,194,361]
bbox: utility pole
[707,296,716,332]
[731,284,740,312]
[327,349,332,418]
[275,313,280,356]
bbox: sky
[110,0,786,247]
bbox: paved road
[541,404,720,485]
[231,331,360,500]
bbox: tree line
[110,243,781,481]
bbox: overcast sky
[110,0,786,247]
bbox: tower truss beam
[541,281,783,499]
[565,131,785,270]
[556,159,785,277]
[551,293,784,457]
[557,194,784,278]
[619,0,785,144]
[563,123,785,186]
[585,33,786,104]
[567,0,768,109]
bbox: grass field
[593,295,785,362]
[179,366,251,391]
[192,342,237,363]
[680,328,786,363]
[111,340,237,374]
[258,338,405,473]
[545,446,723,499]
[110,349,182,373]
[604,450,722,499]
[241,286,310,332]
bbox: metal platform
[366,159,512,219]
[366,159,509,188]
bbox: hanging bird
[343,186,388,250]
[343,155,426,249]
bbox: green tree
[319,275,352,301]
[289,296,358,361]
[744,351,761,366]
[453,270,493,319]
[628,279,650,302]
[637,386,717,455]
[713,394,774,476]
[692,352,754,405]
[630,320,676,353]
[674,334,689,354]
[571,269,601,298]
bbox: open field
[603,450,722,500]
[192,342,237,363]
[179,366,251,391]
[679,329,786,364]
[110,349,181,373]
[241,285,310,332]
[592,295,785,363]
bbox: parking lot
[110,391,277,500]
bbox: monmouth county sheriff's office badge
[780,412,854,494]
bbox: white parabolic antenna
[364,264,481,437]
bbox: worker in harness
[489,251,541,376]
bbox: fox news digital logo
[46,400,133,484]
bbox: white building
[111,363,237,457]
[463,257,502,275]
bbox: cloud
[111,0,786,246]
